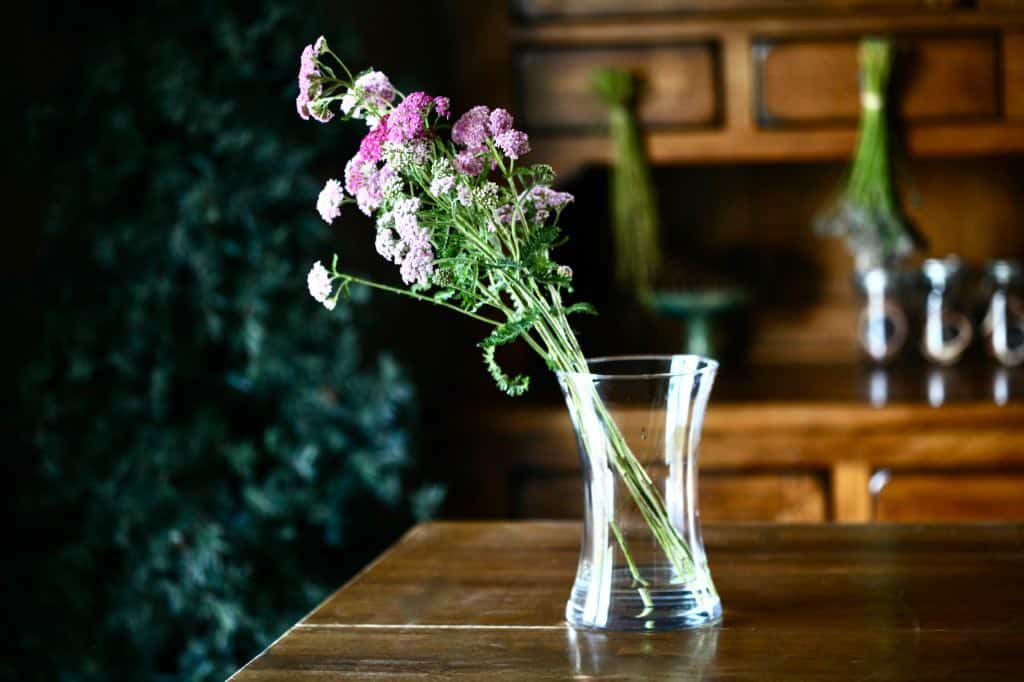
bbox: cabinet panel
[1006,32,1024,119]
[874,472,1024,521]
[517,44,718,130]
[514,472,827,521]
[756,35,999,126]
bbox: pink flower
[359,115,390,163]
[495,130,530,160]
[489,108,514,136]
[400,245,435,286]
[297,41,329,122]
[454,150,484,175]
[344,153,372,195]
[316,179,344,224]
[529,185,574,209]
[387,92,435,144]
[434,97,451,119]
[495,203,515,225]
[451,105,491,151]
[355,70,396,108]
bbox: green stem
[333,272,502,327]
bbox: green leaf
[563,302,597,317]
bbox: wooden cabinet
[457,397,1024,522]
[755,35,1000,126]
[499,7,1024,170]
[873,471,1024,521]
[518,44,719,130]
[514,471,828,520]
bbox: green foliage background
[6,1,441,679]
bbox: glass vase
[854,267,908,363]
[983,259,1024,368]
[920,257,973,366]
[557,355,721,631]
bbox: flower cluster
[296,38,578,394]
[292,38,707,602]
[450,106,531,175]
[340,70,396,126]
[295,38,332,123]
[375,197,435,286]
[316,179,344,224]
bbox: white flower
[393,196,421,217]
[307,261,333,305]
[430,175,454,196]
[340,92,359,115]
[474,182,501,209]
[316,179,344,224]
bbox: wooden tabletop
[231,521,1024,681]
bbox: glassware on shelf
[920,257,973,366]
[982,259,1024,368]
[854,267,908,363]
[558,355,720,631]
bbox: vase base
[565,580,722,631]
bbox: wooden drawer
[513,472,827,521]
[517,44,719,130]
[516,0,965,18]
[873,471,1024,521]
[755,35,1000,126]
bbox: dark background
[2,2,516,679]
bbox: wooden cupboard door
[755,35,1000,126]
[513,472,827,521]
[873,471,1024,521]
[701,472,827,521]
[517,44,719,130]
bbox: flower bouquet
[295,37,721,630]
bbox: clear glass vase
[557,355,721,631]
[854,267,908,363]
[920,257,973,366]
[983,259,1024,368]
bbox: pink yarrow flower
[452,105,530,169]
[451,105,491,151]
[359,115,390,163]
[296,40,333,123]
[495,130,530,160]
[489,108,514,136]
[454,149,484,176]
[434,97,451,119]
[341,70,397,126]
[316,179,344,224]
[387,91,435,144]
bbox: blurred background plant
[5,1,442,680]
[593,68,662,298]
[814,37,925,271]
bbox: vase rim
[557,354,719,381]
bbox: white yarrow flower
[307,261,333,305]
[317,179,344,224]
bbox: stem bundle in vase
[814,37,923,270]
[295,38,699,589]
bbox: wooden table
[231,521,1024,680]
